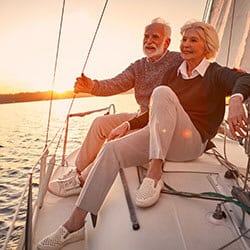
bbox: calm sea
[0,94,136,249]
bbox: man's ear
[164,38,171,49]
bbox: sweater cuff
[230,93,244,102]
[128,111,149,130]
[124,121,130,131]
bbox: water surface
[0,94,136,249]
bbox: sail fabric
[206,0,250,72]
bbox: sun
[54,87,69,94]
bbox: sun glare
[54,86,71,94]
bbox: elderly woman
[38,21,250,249]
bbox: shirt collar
[177,58,210,79]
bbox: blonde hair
[146,17,171,39]
[181,21,219,59]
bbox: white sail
[205,0,250,72]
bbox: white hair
[151,17,167,25]
[181,20,220,59]
[146,17,172,38]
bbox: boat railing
[3,103,116,250]
[2,126,62,250]
[61,104,116,166]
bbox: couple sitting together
[38,17,250,250]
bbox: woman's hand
[227,95,248,138]
[107,122,130,141]
[74,73,94,94]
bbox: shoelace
[61,176,80,190]
[60,169,77,180]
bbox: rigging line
[82,0,109,74]
[45,0,66,146]
[2,172,31,250]
[243,99,250,190]
[60,0,110,120]
[226,0,236,66]
[217,228,250,250]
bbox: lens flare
[182,128,192,139]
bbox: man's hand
[74,73,94,94]
[227,95,247,138]
[107,122,129,141]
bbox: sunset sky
[0,0,207,94]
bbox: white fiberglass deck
[33,136,250,250]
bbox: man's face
[143,23,169,62]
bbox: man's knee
[92,116,107,128]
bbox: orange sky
[0,0,207,94]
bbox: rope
[45,0,110,146]
[4,1,111,247]
[62,0,110,121]
[2,125,64,249]
[45,0,66,146]
[225,0,236,66]
[2,173,32,250]
[243,99,250,190]
[82,0,109,73]
[217,228,250,250]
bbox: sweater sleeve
[232,73,250,101]
[128,111,149,130]
[213,63,250,101]
[90,62,137,96]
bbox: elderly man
[48,17,182,197]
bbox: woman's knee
[152,86,173,97]
[102,140,116,154]
[151,86,177,104]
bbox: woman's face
[180,28,207,65]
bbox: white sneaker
[135,177,163,208]
[37,225,85,250]
[48,174,82,197]
[60,168,79,180]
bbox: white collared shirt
[177,58,243,101]
[177,58,210,79]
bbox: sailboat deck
[33,136,250,250]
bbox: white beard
[143,42,165,59]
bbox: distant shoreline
[0,90,133,104]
